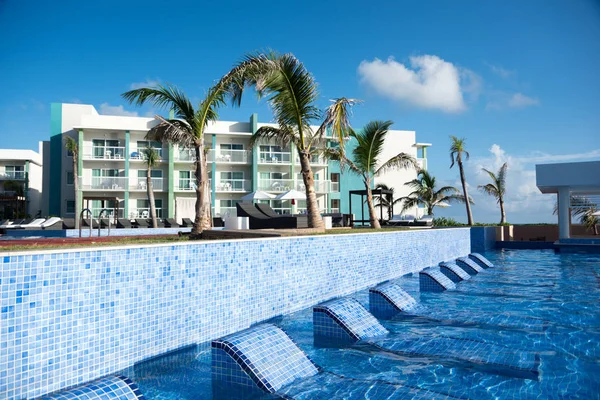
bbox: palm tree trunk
[458,160,474,225]
[193,143,212,235]
[147,165,158,228]
[499,198,506,224]
[73,152,80,229]
[299,151,323,229]
[365,178,381,229]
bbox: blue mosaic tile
[39,375,144,399]
[314,298,388,344]
[439,261,471,283]
[369,282,419,319]
[455,256,485,275]
[469,253,494,268]
[211,324,318,393]
[470,226,496,252]
[372,335,540,380]
[419,268,457,292]
[0,229,470,399]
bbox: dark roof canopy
[348,188,394,196]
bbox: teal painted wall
[250,113,258,191]
[49,103,63,215]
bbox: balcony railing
[0,171,26,180]
[174,148,196,162]
[258,151,292,164]
[257,179,331,193]
[130,148,165,161]
[131,178,164,191]
[129,208,164,219]
[215,179,251,192]
[174,179,211,191]
[82,145,126,160]
[81,177,128,190]
[295,155,327,165]
[208,149,250,163]
[216,207,237,217]
[416,158,427,170]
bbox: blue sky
[1,0,599,223]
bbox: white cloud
[358,55,478,113]
[486,63,514,79]
[486,92,540,110]
[508,93,539,108]
[99,103,139,117]
[129,79,160,90]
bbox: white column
[558,188,570,240]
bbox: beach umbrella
[240,191,275,201]
[592,210,600,217]
[276,189,307,207]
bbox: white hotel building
[43,103,430,222]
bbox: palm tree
[233,52,358,229]
[122,60,258,234]
[373,183,402,221]
[326,121,416,229]
[64,136,80,228]
[553,195,599,235]
[478,162,508,224]
[398,170,470,216]
[450,136,474,225]
[143,147,159,228]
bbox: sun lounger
[413,215,434,227]
[62,218,75,229]
[135,219,151,228]
[41,217,63,230]
[255,203,309,228]
[236,203,307,229]
[116,219,133,229]
[19,218,47,230]
[388,214,415,227]
[82,218,99,229]
[181,218,194,227]
[163,218,180,228]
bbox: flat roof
[536,161,600,194]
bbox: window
[331,199,340,213]
[92,139,122,159]
[89,199,121,218]
[91,169,123,189]
[330,173,340,183]
[5,166,25,180]
[258,199,291,214]
[137,170,163,178]
[178,171,194,190]
[259,145,290,162]
[67,149,73,157]
[136,199,163,218]
[137,140,162,150]
[220,143,243,150]
[331,173,340,192]
[66,200,75,214]
[66,171,74,185]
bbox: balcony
[130,147,166,162]
[215,207,237,217]
[215,179,251,192]
[416,158,427,170]
[0,171,26,180]
[257,179,331,193]
[82,145,126,160]
[208,149,250,163]
[258,151,292,164]
[174,148,196,162]
[295,155,328,165]
[81,177,128,190]
[130,178,164,191]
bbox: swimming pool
[121,249,600,399]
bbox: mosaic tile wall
[419,268,457,292]
[456,256,485,275]
[469,253,494,268]
[369,283,418,319]
[470,226,496,252]
[40,375,144,400]
[0,228,470,399]
[439,261,471,283]
[313,298,388,342]
[4,227,191,238]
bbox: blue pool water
[120,249,600,399]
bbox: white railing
[82,145,126,160]
[175,148,196,162]
[130,148,165,161]
[416,158,427,170]
[81,177,128,190]
[258,151,292,164]
[331,182,340,192]
[215,179,250,192]
[296,155,327,165]
[91,208,124,219]
[174,179,210,191]
[257,179,330,193]
[216,207,237,217]
[208,149,250,163]
[330,208,340,213]
[131,178,164,191]
[0,171,26,180]
[129,208,163,219]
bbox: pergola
[536,161,600,239]
[348,188,394,226]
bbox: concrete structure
[0,147,43,218]
[536,161,600,239]
[43,103,430,222]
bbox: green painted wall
[168,143,174,218]
[211,135,216,209]
[77,130,84,217]
[49,103,62,215]
[250,113,258,191]
[124,130,130,218]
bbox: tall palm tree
[553,195,599,235]
[478,162,508,224]
[399,170,469,216]
[143,147,159,228]
[64,136,80,228]
[450,136,474,225]
[325,121,416,229]
[122,60,258,234]
[233,52,359,229]
[373,183,402,221]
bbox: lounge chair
[388,214,415,227]
[0,219,9,227]
[2,218,30,229]
[62,218,75,229]
[116,219,133,229]
[213,217,224,227]
[41,217,63,230]
[82,218,99,229]
[321,213,344,228]
[135,219,151,228]
[0,219,15,229]
[181,218,194,227]
[19,218,47,230]
[100,218,113,228]
[414,215,434,227]
[236,203,307,229]
[164,218,181,228]
[255,203,308,228]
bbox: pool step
[313,298,388,345]
[456,256,485,275]
[211,324,318,395]
[419,268,457,292]
[40,376,144,399]
[369,282,426,319]
[469,253,494,268]
[371,335,540,380]
[439,261,471,282]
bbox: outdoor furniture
[82,218,100,229]
[62,218,75,229]
[237,203,308,229]
[181,218,194,227]
[116,219,133,229]
[414,215,434,227]
[322,213,344,228]
[20,218,47,230]
[224,217,249,230]
[100,218,112,228]
[388,214,415,227]
[135,219,151,228]
[255,203,308,229]
[213,217,225,227]
[164,218,181,228]
[41,217,63,230]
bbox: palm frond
[449,135,469,167]
[478,183,499,200]
[64,136,78,153]
[249,126,299,149]
[122,84,196,124]
[374,152,417,176]
[351,120,394,173]
[146,115,196,148]
[143,147,160,167]
[312,98,361,149]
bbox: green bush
[433,217,465,227]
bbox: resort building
[0,147,43,219]
[42,103,430,221]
